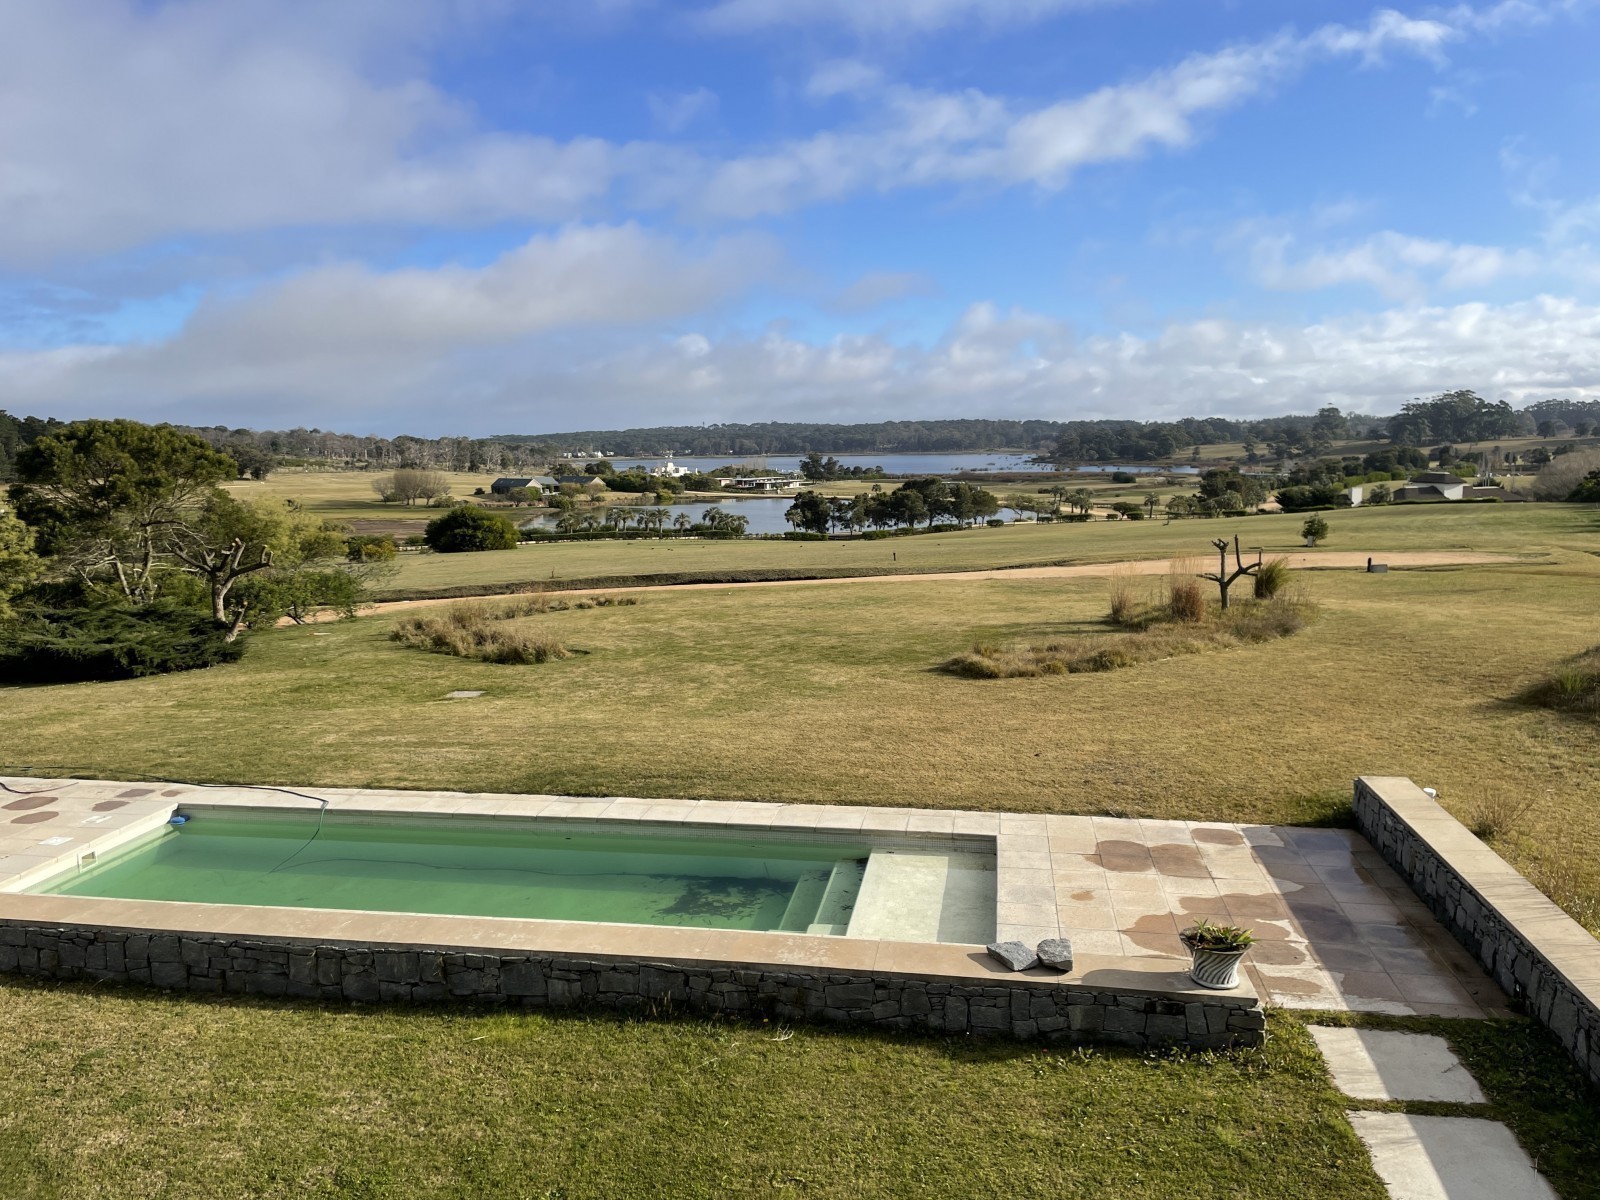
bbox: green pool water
[38,812,872,933]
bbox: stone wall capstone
[0,921,1264,1050]
[1354,776,1600,1091]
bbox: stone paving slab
[1347,1114,1557,1200]
[0,776,1507,1018]
[1308,1027,1485,1103]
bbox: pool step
[777,870,832,932]
[804,858,866,936]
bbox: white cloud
[0,224,779,420]
[648,87,720,133]
[0,0,658,264]
[679,10,1489,218]
[829,271,939,311]
[697,0,1124,36]
[7,283,1600,431]
[1246,230,1542,299]
[0,1,1571,263]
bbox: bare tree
[1200,535,1261,611]
[372,468,451,506]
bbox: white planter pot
[1187,944,1248,990]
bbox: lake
[587,453,1195,476]
[523,497,1092,537]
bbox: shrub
[1301,515,1330,546]
[1517,647,1600,719]
[346,534,398,562]
[0,600,244,683]
[1110,471,1138,483]
[423,507,520,553]
[1253,557,1291,599]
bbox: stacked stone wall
[1354,778,1600,1090]
[0,922,1263,1049]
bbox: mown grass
[5,549,1600,932]
[373,502,1591,597]
[5,980,1596,1199]
[1291,1011,1600,1200]
[0,978,1394,1200]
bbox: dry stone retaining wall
[1354,776,1600,1090]
[0,922,1264,1049]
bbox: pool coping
[0,783,1258,1009]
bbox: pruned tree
[1200,535,1262,611]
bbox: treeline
[1,419,392,682]
[0,410,66,481]
[494,420,1070,456]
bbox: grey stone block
[150,961,188,988]
[1036,937,1073,972]
[986,941,1039,971]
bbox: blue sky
[1,0,1597,436]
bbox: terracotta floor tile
[1338,901,1407,925]
[1333,970,1408,1002]
[1057,904,1118,931]
[1247,939,1314,968]
[1370,945,1451,975]
[1262,862,1324,885]
[1390,972,1476,1005]
[1067,930,1122,955]
[1306,942,1384,972]
[1120,932,1185,959]
[1360,924,1437,950]
[1224,894,1292,922]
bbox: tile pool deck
[0,776,1506,1019]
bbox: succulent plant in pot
[1179,918,1256,990]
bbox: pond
[590,453,1196,476]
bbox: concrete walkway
[1310,1025,1557,1198]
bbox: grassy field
[4,978,1597,1200]
[374,502,1592,596]
[5,514,1599,931]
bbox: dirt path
[282,550,1522,626]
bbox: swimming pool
[33,808,995,941]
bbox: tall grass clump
[1467,793,1540,842]
[1516,646,1600,719]
[1254,557,1291,599]
[390,604,572,664]
[1106,566,1142,628]
[943,594,1316,679]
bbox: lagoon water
[596,453,1196,476]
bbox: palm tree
[673,513,692,533]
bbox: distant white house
[489,475,558,496]
[719,476,802,492]
[1376,471,1528,504]
[651,460,689,478]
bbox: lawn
[373,502,1595,598]
[223,468,503,526]
[5,532,1599,932]
[5,977,1598,1200]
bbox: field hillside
[372,503,1591,597]
[6,502,1598,935]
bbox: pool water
[38,812,873,933]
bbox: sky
[1,0,1598,437]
